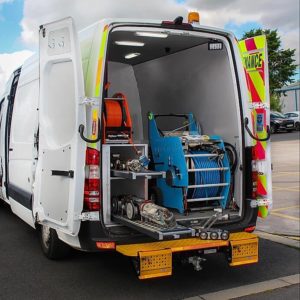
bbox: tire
[295,122,300,131]
[287,129,294,133]
[149,187,163,206]
[39,225,71,260]
[270,124,277,134]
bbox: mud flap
[138,249,172,279]
[229,233,258,266]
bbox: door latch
[51,170,74,178]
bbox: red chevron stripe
[245,38,257,51]
[247,72,262,102]
[255,140,266,160]
[259,60,265,83]
[257,180,267,196]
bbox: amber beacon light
[188,11,200,24]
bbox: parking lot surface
[257,131,299,237]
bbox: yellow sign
[243,52,263,71]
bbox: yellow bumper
[116,232,258,279]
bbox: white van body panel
[33,17,86,236]
[7,56,39,227]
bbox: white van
[0,14,272,279]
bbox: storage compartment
[102,26,243,239]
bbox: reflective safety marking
[257,173,267,196]
[239,35,271,218]
[95,25,109,97]
[88,108,99,149]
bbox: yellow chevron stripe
[253,35,266,50]
[95,25,109,97]
[258,173,267,191]
[259,206,268,218]
[238,40,247,54]
[248,71,265,101]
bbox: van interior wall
[134,43,242,210]
[107,43,242,210]
[107,62,144,142]
[133,43,239,144]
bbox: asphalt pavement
[257,131,300,237]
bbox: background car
[270,111,295,133]
[284,111,300,131]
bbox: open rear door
[239,35,272,218]
[34,17,86,235]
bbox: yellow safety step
[117,237,229,257]
[116,232,258,279]
[116,232,255,257]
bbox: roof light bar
[115,41,144,47]
[125,53,141,59]
[135,32,168,38]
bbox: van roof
[79,18,236,38]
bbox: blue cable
[190,150,223,199]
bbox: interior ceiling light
[115,41,144,47]
[136,32,168,38]
[125,53,141,59]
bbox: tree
[241,29,297,111]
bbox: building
[276,81,300,113]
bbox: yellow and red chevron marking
[258,205,268,218]
[239,36,270,218]
[240,37,267,160]
[257,173,267,196]
[95,25,109,97]
[239,36,266,104]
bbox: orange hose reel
[103,93,133,143]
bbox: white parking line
[184,274,300,300]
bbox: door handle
[9,148,13,151]
[78,118,101,143]
[51,170,74,178]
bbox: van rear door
[239,35,272,217]
[34,17,86,235]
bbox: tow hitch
[188,256,206,271]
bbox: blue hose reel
[148,112,231,213]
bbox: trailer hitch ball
[188,256,206,271]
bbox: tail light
[84,148,100,211]
[244,226,256,233]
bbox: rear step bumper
[116,232,258,279]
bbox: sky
[0,0,299,94]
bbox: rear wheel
[39,225,71,259]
